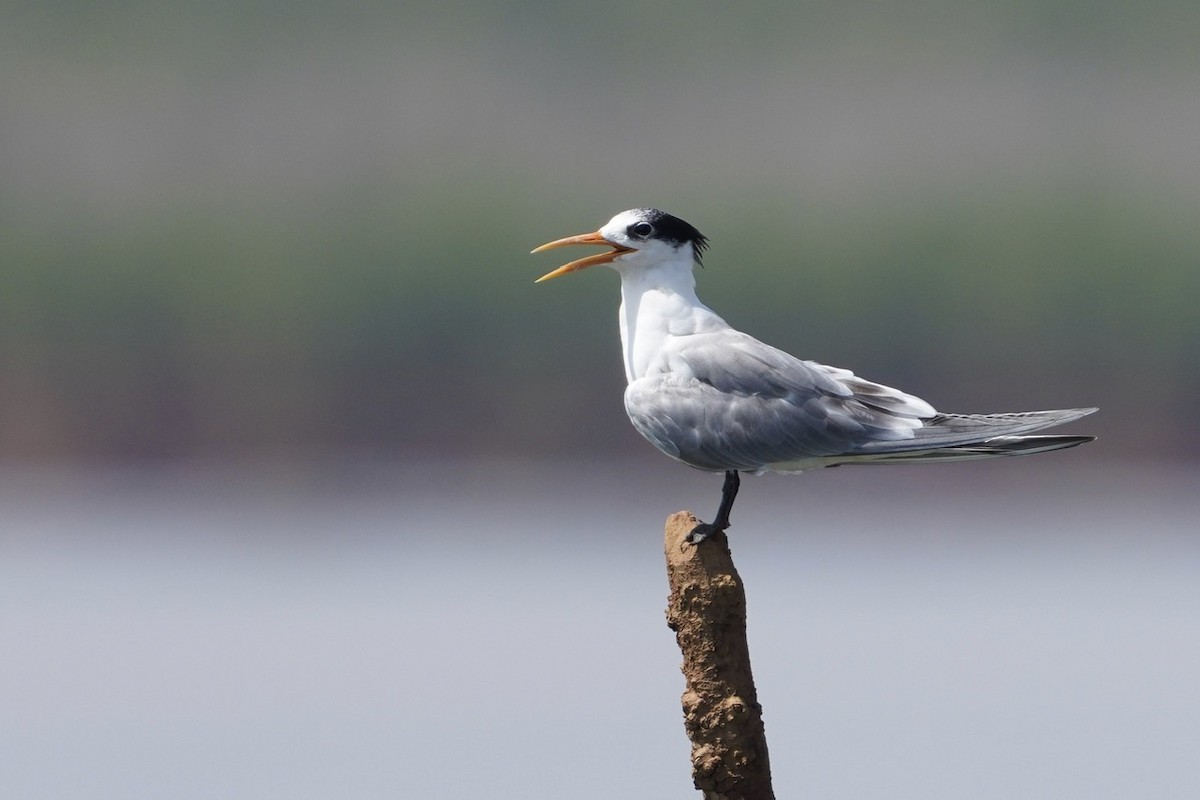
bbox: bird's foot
[686,522,725,545]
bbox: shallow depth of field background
[2,2,1198,798]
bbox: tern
[533,208,1096,542]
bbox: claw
[685,471,740,546]
[686,522,721,544]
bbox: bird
[532,208,1096,543]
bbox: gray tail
[850,406,1097,465]
[855,434,1095,465]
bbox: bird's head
[532,208,708,283]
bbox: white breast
[616,261,728,383]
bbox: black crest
[631,208,710,266]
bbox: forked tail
[853,433,1095,464]
[849,406,1097,464]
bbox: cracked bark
[664,511,775,800]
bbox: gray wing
[624,329,1093,472]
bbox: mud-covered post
[664,511,775,800]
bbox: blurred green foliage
[2,1,1197,460]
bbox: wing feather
[625,330,935,471]
[624,329,1094,472]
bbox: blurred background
[2,1,1197,798]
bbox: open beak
[531,230,634,283]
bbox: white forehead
[599,209,649,238]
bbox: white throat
[614,255,727,383]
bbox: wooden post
[664,511,775,800]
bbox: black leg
[687,470,741,544]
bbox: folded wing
[624,329,1096,472]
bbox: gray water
[2,458,1197,799]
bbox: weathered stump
[664,511,775,800]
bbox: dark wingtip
[983,434,1097,453]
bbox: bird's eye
[630,222,655,238]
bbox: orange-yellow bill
[531,231,634,282]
